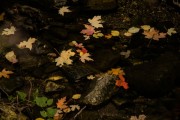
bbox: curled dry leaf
[5,51,18,63]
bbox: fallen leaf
[55,49,75,67]
[87,75,95,80]
[105,34,112,39]
[153,32,166,41]
[81,24,95,36]
[5,51,18,63]
[71,41,84,48]
[0,69,14,79]
[128,27,140,34]
[93,32,104,38]
[141,25,151,31]
[56,97,68,110]
[116,75,129,89]
[111,30,120,36]
[88,16,103,28]
[48,76,63,81]
[63,107,71,113]
[70,105,80,111]
[83,35,90,40]
[142,27,158,39]
[167,28,177,36]
[58,6,71,16]
[2,26,16,35]
[17,37,37,50]
[124,32,132,37]
[79,53,93,63]
[108,68,125,76]
[72,94,81,100]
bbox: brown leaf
[56,97,68,110]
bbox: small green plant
[34,96,57,120]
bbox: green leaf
[35,97,48,107]
[46,99,53,106]
[17,91,27,101]
[33,89,39,99]
[46,107,57,117]
[40,111,47,118]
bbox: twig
[73,106,86,119]
[28,79,32,101]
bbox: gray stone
[81,73,118,106]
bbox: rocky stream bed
[0,0,180,120]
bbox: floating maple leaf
[81,24,95,36]
[88,16,103,28]
[79,53,93,63]
[0,69,13,79]
[116,75,129,89]
[2,26,16,35]
[17,37,37,50]
[58,6,72,16]
[5,51,18,63]
[143,28,166,41]
[167,28,177,36]
[56,97,68,110]
[55,49,75,67]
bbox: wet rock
[61,63,98,81]
[81,73,118,106]
[45,81,65,93]
[126,52,180,97]
[82,0,118,11]
[0,77,24,94]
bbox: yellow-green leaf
[72,94,81,99]
[111,30,120,36]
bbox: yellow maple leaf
[0,69,13,79]
[108,68,125,76]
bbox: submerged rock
[81,73,118,106]
[126,52,180,97]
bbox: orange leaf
[115,75,129,89]
[0,69,13,79]
[56,97,68,110]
